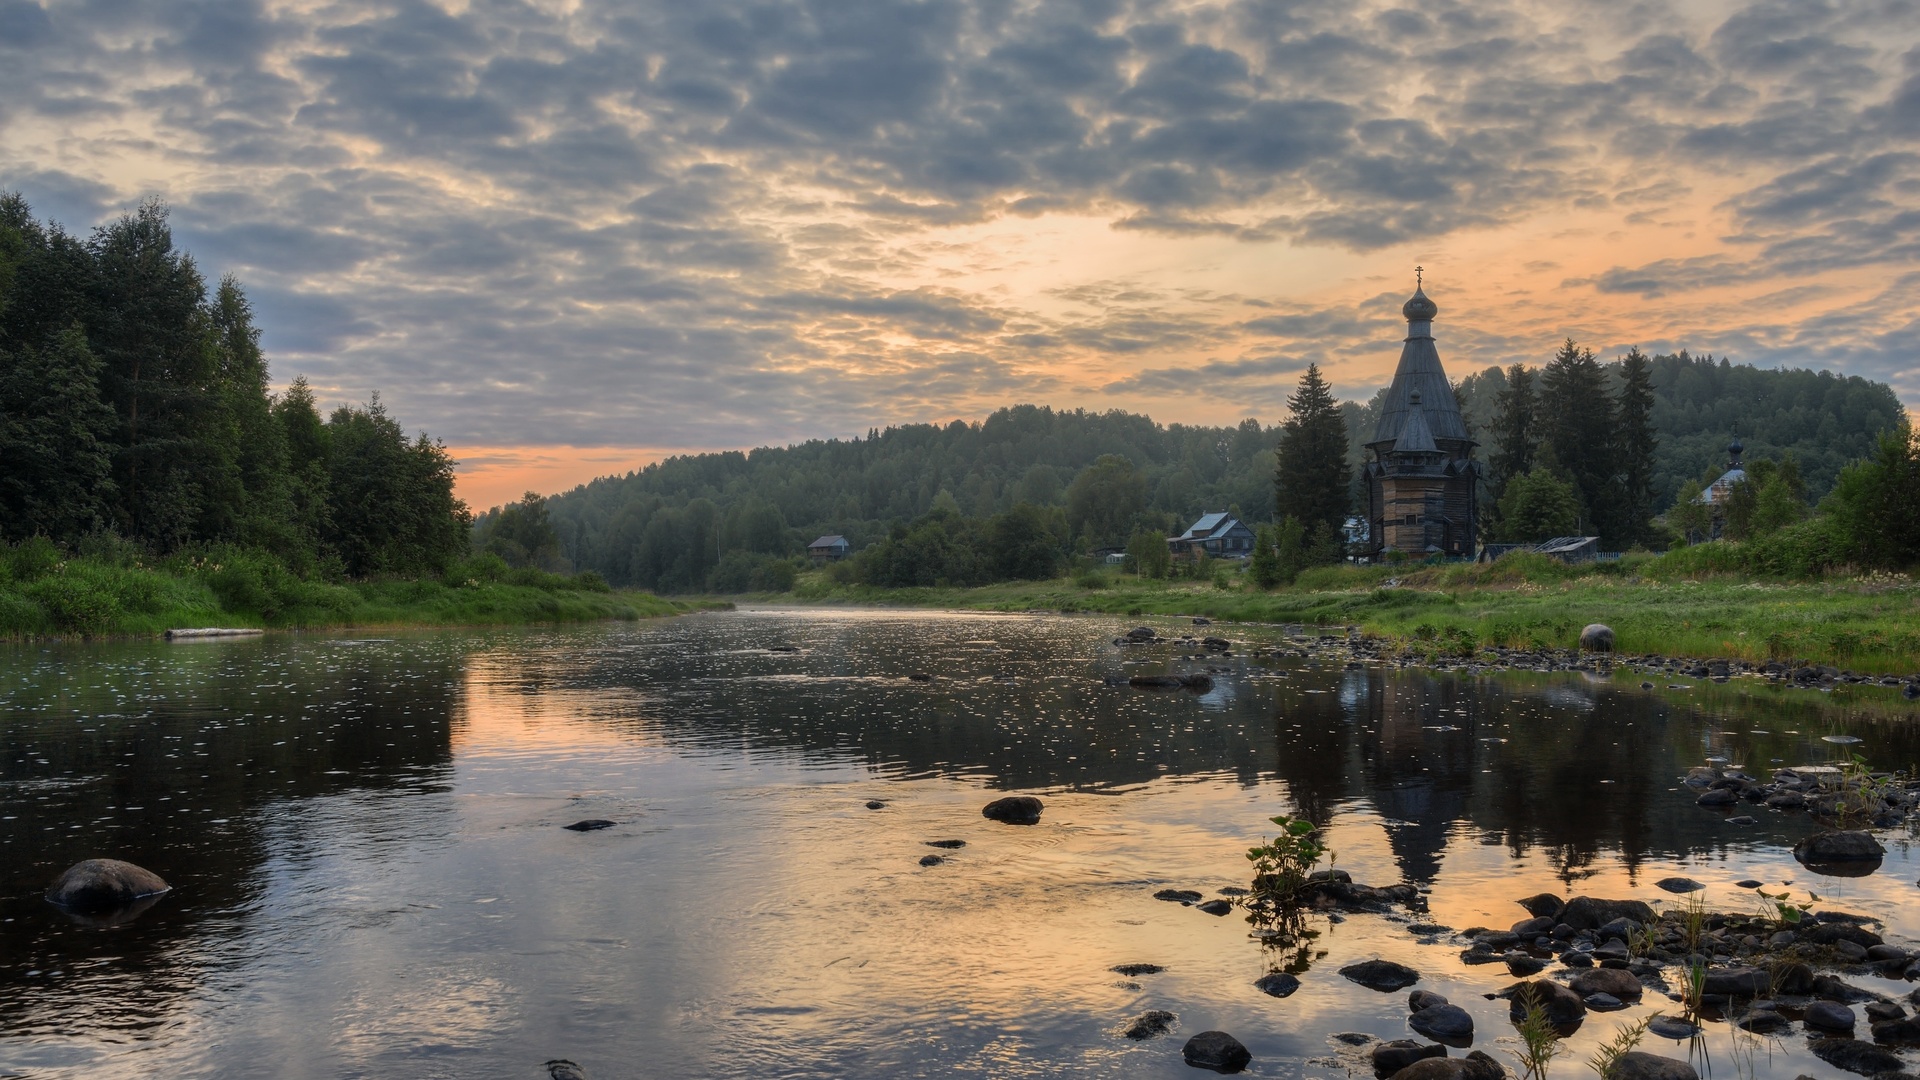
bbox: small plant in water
[1510,996,1561,1080]
[1681,891,1710,956]
[1586,1018,1650,1078]
[1246,813,1331,907]
[1753,888,1818,928]
[1680,962,1708,1024]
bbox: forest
[510,351,1905,593]
[0,195,471,578]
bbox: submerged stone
[45,859,169,914]
[1606,1052,1697,1080]
[563,819,616,831]
[1254,972,1300,998]
[980,796,1042,824]
[1341,959,1421,992]
[1182,1030,1251,1073]
[1121,1010,1176,1040]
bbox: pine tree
[1485,362,1537,532]
[1536,339,1616,541]
[1614,347,1658,547]
[1274,364,1350,544]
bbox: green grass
[0,543,699,640]
[775,552,1920,675]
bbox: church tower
[1362,274,1478,558]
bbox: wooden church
[1361,277,1479,559]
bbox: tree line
[515,345,1904,592]
[0,196,470,577]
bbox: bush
[4,536,63,582]
[21,566,122,634]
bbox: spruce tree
[1614,347,1658,546]
[0,327,117,539]
[1536,339,1615,541]
[1485,362,1537,532]
[1274,364,1350,544]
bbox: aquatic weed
[1509,996,1561,1080]
[1585,1017,1649,1078]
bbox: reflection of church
[1362,277,1479,559]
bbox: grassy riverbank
[782,553,1920,675]
[0,543,698,640]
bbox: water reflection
[0,612,1915,1079]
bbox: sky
[4,0,1918,511]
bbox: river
[2,608,1918,1079]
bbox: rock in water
[546,1061,589,1080]
[1340,959,1421,992]
[1253,972,1300,997]
[1502,979,1586,1025]
[45,859,169,913]
[1580,624,1615,652]
[1606,1053,1698,1080]
[1408,1004,1475,1041]
[918,854,945,867]
[563,819,616,832]
[1804,1001,1856,1030]
[1408,990,1449,1012]
[1654,877,1704,894]
[1195,899,1233,916]
[1571,968,1643,1000]
[1515,893,1566,918]
[1112,963,1164,976]
[1373,1040,1445,1076]
[1182,1030,1251,1072]
[981,796,1043,824]
[1810,1037,1904,1076]
[1121,1010,1176,1040]
[1794,830,1886,863]
[1558,897,1655,930]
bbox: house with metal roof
[1168,512,1256,558]
[1360,273,1480,559]
[806,535,851,563]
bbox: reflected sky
[2,612,1918,1078]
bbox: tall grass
[0,541,685,639]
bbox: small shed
[1168,512,1256,558]
[806,535,851,563]
[1532,536,1601,563]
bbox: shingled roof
[1369,285,1471,449]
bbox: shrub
[5,536,63,582]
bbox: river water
[2,608,1918,1080]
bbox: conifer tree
[1537,339,1615,540]
[0,328,117,539]
[1614,347,1658,546]
[1274,364,1350,544]
[1485,362,1537,532]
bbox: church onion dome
[1402,286,1437,323]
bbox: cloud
[1,0,1916,464]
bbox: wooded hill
[529,356,1904,592]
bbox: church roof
[1369,283,1470,448]
[1392,394,1438,453]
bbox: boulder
[1559,897,1655,931]
[1126,626,1159,642]
[1700,967,1770,998]
[1254,972,1300,998]
[1809,1037,1904,1076]
[1571,968,1643,1000]
[1122,1010,1177,1040]
[1646,1016,1698,1040]
[1112,963,1164,976]
[1580,624,1616,652]
[1804,1001,1857,1030]
[1794,830,1885,864]
[1182,1030,1251,1073]
[1195,899,1233,916]
[1408,1004,1475,1042]
[1870,1016,1920,1043]
[1654,877,1704,894]
[1502,979,1586,1025]
[546,1061,590,1080]
[1373,1040,1446,1076]
[1391,1052,1504,1080]
[1803,922,1883,948]
[45,859,169,913]
[1341,959,1422,992]
[1606,1053,1697,1080]
[1516,893,1565,918]
[1155,889,1203,903]
[981,796,1043,825]
[1408,990,1449,1012]
[918,854,945,866]
[1736,1010,1790,1034]
[563,819,616,831]
[1201,637,1231,652]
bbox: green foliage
[1065,454,1148,550]
[1126,528,1172,579]
[1822,424,1920,569]
[1586,1018,1650,1079]
[1497,469,1580,541]
[477,491,563,570]
[1509,994,1562,1080]
[1752,888,1816,928]
[1275,364,1351,540]
[1539,338,1615,539]
[1485,361,1537,534]
[1246,813,1331,907]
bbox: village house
[806,535,851,563]
[1168,512,1255,558]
